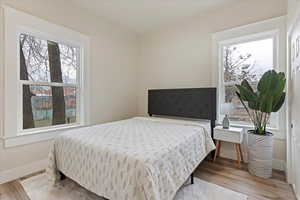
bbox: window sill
[229,123,279,131]
[216,122,285,140]
[18,123,83,136]
[2,124,87,148]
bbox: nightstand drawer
[214,128,243,144]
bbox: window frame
[218,30,280,129]
[16,28,85,134]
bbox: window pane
[63,86,77,124]
[20,34,50,82]
[23,85,77,129]
[20,33,79,84]
[222,37,277,127]
[225,85,252,124]
[223,38,274,83]
[59,44,79,84]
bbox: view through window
[20,33,80,130]
[221,37,278,127]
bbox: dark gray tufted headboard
[148,88,217,136]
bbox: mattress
[48,117,215,200]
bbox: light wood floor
[0,158,296,200]
[196,158,296,200]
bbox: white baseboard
[272,159,286,171]
[0,159,48,184]
[292,184,300,200]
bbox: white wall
[288,0,300,30]
[0,0,138,182]
[137,0,287,169]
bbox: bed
[48,88,217,200]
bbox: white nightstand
[213,126,244,168]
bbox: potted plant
[235,70,286,178]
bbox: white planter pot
[248,131,273,178]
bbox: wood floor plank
[0,180,30,200]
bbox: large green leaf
[273,72,286,100]
[259,93,273,113]
[248,100,259,110]
[236,91,253,120]
[236,85,257,102]
[241,79,254,93]
[278,72,286,83]
[257,70,286,109]
[272,92,286,112]
[257,70,272,93]
[257,70,278,94]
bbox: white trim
[292,184,300,200]
[218,31,279,129]
[287,29,294,186]
[213,16,286,40]
[19,80,77,87]
[212,16,287,140]
[286,4,300,185]
[272,159,286,172]
[17,123,82,136]
[0,159,47,184]
[2,6,91,140]
[2,124,87,148]
[17,25,83,48]
[17,29,83,134]
[0,6,5,140]
[219,29,280,47]
[220,123,286,140]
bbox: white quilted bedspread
[48,117,215,200]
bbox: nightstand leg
[235,144,241,168]
[238,144,243,162]
[217,141,221,157]
[214,141,221,162]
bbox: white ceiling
[70,0,238,34]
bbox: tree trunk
[47,41,66,125]
[20,42,35,129]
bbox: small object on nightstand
[213,126,243,168]
[220,103,233,129]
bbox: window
[3,7,89,146]
[219,34,279,128]
[19,33,81,131]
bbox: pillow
[134,116,211,132]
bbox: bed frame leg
[59,171,66,180]
[191,173,194,184]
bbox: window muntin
[220,37,278,128]
[20,33,80,130]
